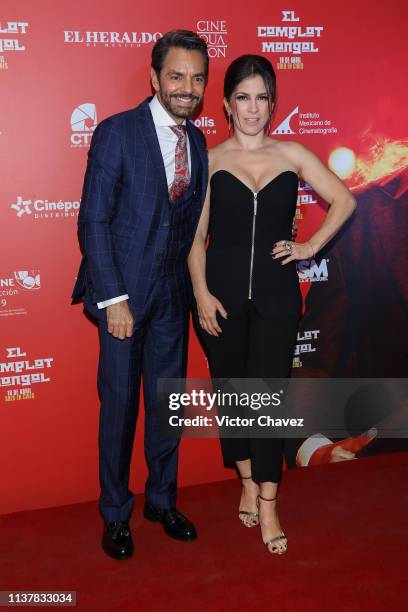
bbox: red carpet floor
[1,452,407,612]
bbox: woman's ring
[285,241,293,254]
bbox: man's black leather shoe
[144,502,197,541]
[102,521,134,559]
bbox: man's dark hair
[152,29,209,76]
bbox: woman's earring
[228,112,232,133]
[266,113,273,135]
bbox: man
[72,30,209,559]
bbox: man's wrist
[97,294,129,309]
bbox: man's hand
[106,301,134,339]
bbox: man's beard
[159,91,201,120]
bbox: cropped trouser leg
[195,300,299,483]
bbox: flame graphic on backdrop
[342,136,408,190]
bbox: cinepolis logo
[196,20,227,58]
[63,30,162,47]
[10,196,80,220]
[71,103,97,147]
[272,106,337,136]
[10,196,32,217]
[193,116,217,135]
[0,21,29,52]
[297,258,329,283]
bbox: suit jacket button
[163,220,169,226]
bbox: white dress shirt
[97,95,191,309]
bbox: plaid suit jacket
[72,97,208,316]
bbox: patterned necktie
[169,125,190,201]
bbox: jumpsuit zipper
[248,191,258,299]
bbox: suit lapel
[136,98,208,200]
[188,127,199,188]
[186,120,208,199]
[136,99,168,191]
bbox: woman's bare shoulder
[208,139,233,171]
[266,138,314,170]
[271,138,309,157]
[209,139,232,155]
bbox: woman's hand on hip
[270,240,314,265]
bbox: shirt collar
[149,94,187,127]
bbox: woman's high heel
[238,476,259,527]
[257,494,288,554]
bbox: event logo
[293,329,320,368]
[196,20,227,58]
[296,181,318,220]
[272,106,338,136]
[63,30,161,47]
[70,103,97,147]
[298,181,317,205]
[0,20,29,70]
[1,346,54,402]
[0,20,28,50]
[13,270,41,291]
[257,10,324,70]
[10,195,80,220]
[1,271,41,318]
[193,116,217,135]
[297,258,329,283]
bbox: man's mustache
[170,93,200,101]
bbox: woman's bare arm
[272,142,357,263]
[188,150,227,336]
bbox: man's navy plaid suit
[72,98,208,523]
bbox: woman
[188,55,356,554]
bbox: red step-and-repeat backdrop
[1,0,407,515]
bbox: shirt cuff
[97,294,129,309]
[296,434,333,467]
